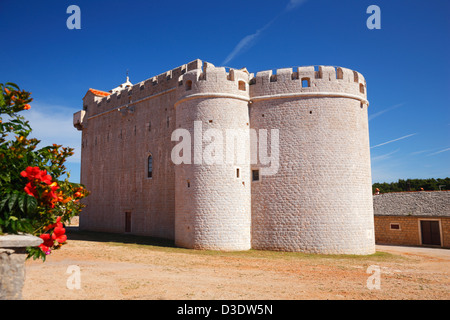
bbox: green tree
[373,177,450,194]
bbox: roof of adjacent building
[373,190,450,217]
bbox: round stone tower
[174,62,252,250]
[249,66,375,254]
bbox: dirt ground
[22,227,449,300]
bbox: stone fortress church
[73,59,375,255]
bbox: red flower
[44,216,61,231]
[24,182,38,197]
[41,173,52,185]
[39,233,54,254]
[20,167,59,208]
[51,220,66,244]
[20,166,52,185]
[38,217,67,254]
[20,166,40,180]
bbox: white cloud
[409,149,429,156]
[22,102,81,164]
[285,0,308,11]
[222,0,308,65]
[427,147,450,156]
[222,19,275,65]
[371,149,400,162]
[370,133,417,149]
[368,103,404,121]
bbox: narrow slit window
[360,83,365,94]
[147,154,153,178]
[185,80,192,91]
[236,168,240,178]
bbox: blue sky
[0,0,449,183]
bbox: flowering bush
[0,82,89,261]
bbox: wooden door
[420,220,441,246]
[125,212,132,233]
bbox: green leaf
[5,82,20,90]
[7,192,18,211]
[0,196,8,212]
[17,194,26,212]
[26,196,37,215]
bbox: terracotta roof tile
[88,88,110,97]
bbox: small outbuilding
[373,191,450,248]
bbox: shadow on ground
[66,227,176,249]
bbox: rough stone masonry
[73,59,374,254]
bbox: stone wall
[174,63,251,250]
[249,67,374,254]
[75,59,375,254]
[76,63,205,238]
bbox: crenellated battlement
[175,61,251,107]
[83,59,203,118]
[249,65,367,104]
[81,60,368,120]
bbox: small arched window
[185,80,192,91]
[147,154,153,178]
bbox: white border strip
[251,92,368,105]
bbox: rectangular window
[252,169,260,182]
[390,223,400,230]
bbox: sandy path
[22,229,450,300]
